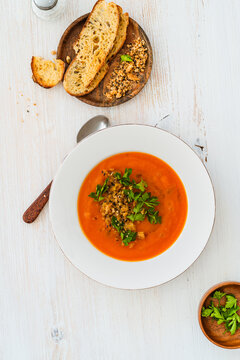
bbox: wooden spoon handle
[22,181,53,223]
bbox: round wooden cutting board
[57,14,153,107]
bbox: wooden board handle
[22,181,53,223]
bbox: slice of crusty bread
[31,56,65,88]
[76,6,129,96]
[107,6,129,61]
[63,0,119,96]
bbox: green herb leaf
[88,192,98,201]
[144,194,160,208]
[235,313,240,323]
[121,54,133,62]
[213,291,226,300]
[124,189,135,201]
[230,319,237,335]
[123,168,132,179]
[114,172,122,181]
[133,201,144,214]
[211,306,224,320]
[88,178,109,201]
[225,306,239,319]
[111,216,122,233]
[135,179,148,192]
[121,230,137,246]
[114,168,132,186]
[201,307,214,317]
[225,295,237,309]
[111,216,137,246]
[141,192,150,202]
[128,213,145,222]
[147,209,162,224]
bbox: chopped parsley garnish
[88,178,109,201]
[201,291,240,335]
[120,54,133,62]
[147,208,162,224]
[111,216,137,246]
[121,230,137,246]
[135,179,148,192]
[127,213,145,222]
[88,168,161,246]
[115,169,162,225]
[114,168,132,186]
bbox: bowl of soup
[49,124,215,289]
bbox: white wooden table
[1,0,240,358]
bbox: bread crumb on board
[66,56,71,64]
[105,38,148,100]
[51,50,57,55]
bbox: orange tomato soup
[78,152,188,261]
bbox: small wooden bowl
[57,14,153,107]
[198,281,240,349]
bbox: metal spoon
[23,115,109,223]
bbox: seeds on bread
[31,56,65,88]
[63,0,119,96]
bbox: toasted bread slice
[31,56,65,88]
[76,7,129,96]
[63,0,119,96]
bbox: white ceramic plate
[49,125,215,289]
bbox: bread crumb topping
[105,38,148,99]
[99,170,137,232]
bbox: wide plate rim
[49,124,216,289]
